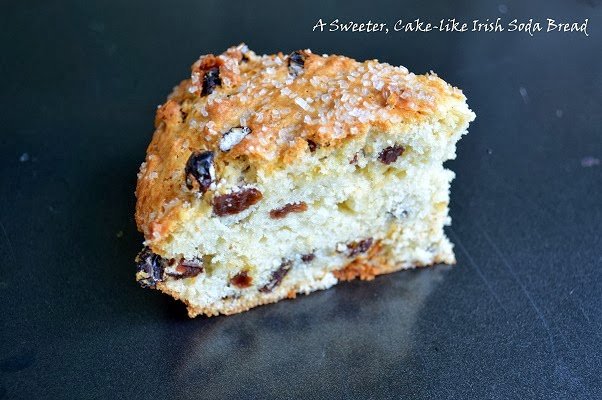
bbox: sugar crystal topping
[175,45,464,164]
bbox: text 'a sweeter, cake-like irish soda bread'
[134,44,475,317]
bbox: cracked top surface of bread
[135,44,469,242]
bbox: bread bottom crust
[157,241,453,317]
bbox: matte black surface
[1,1,600,399]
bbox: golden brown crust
[332,240,387,281]
[332,251,450,282]
[135,44,468,245]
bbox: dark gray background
[1,0,600,399]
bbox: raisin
[185,151,215,193]
[201,67,221,96]
[269,202,308,219]
[288,51,305,76]
[393,209,409,219]
[301,253,315,263]
[213,187,263,216]
[378,145,405,165]
[350,153,359,165]
[166,258,203,279]
[135,247,165,288]
[219,126,251,152]
[259,259,293,293]
[307,139,317,152]
[347,238,374,257]
[230,271,253,288]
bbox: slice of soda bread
[134,44,475,317]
